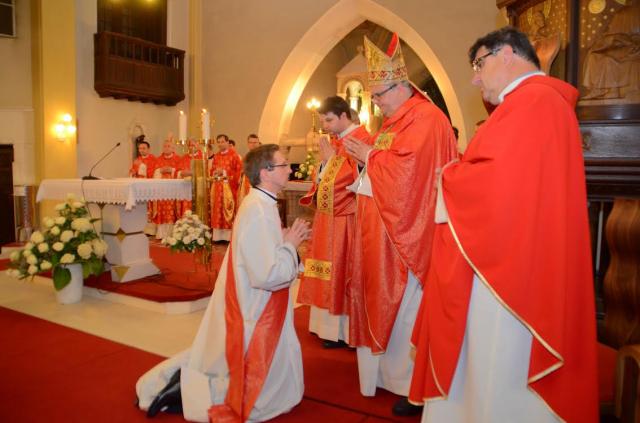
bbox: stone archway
[258,0,466,143]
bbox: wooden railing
[94,31,185,106]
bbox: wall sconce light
[53,113,76,141]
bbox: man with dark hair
[209,133,243,241]
[237,134,262,206]
[137,144,311,422]
[297,95,370,349]
[129,139,155,178]
[409,26,598,422]
[343,34,457,416]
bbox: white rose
[60,230,74,243]
[27,264,38,275]
[91,239,107,257]
[52,242,64,252]
[60,253,75,264]
[40,260,52,270]
[167,237,177,246]
[77,242,93,259]
[183,235,193,244]
[43,218,55,228]
[54,203,65,211]
[175,232,182,240]
[22,249,32,257]
[10,251,20,262]
[24,242,34,250]
[27,255,38,265]
[184,210,192,217]
[66,193,76,201]
[300,164,306,170]
[50,226,61,236]
[205,231,212,239]
[10,269,21,278]
[37,243,49,253]
[187,227,195,234]
[197,238,205,246]
[71,218,92,233]
[55,217,66,225]
[72,201,84,209]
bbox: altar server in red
[209,134,243,241]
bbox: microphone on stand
[82,142,121,180]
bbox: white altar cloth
[37,178,192,210]
[37,178,192,282]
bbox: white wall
[0,0,35,185]
[74,0,190,179]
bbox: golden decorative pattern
[304,258,332,281]
[588,0,606,14]
[364,35,408,86]
[374,131,395,150]
[113,265,130,279]
[316,156,345,215]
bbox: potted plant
[7,193,108,304]
[162,210,213,271]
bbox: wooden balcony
[94,31,185,106]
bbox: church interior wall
[0,0,35,186]
[73,0,190,179]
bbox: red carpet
[1,305,420,422]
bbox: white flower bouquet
[162,210,212,253]
[7,193,108,291]
[294,152,317,181]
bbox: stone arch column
[258,0,466,144]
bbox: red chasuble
[408,76,598,422]
[297,125,370,315]
[208,244,288,423]
[129,154,156,179]
[176,150,204,219]
[210,150,243,230]
[152,153,181,224]
[349,95,457,352]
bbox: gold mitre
[364,33,431,100]
[364,33,408,86]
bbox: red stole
[208,244,289,423]
[409,76,598,422]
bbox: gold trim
[316,156,345,214]
[101,230,144,243]
[374,131,394,150]
[445,217,566,421]
[303,258,332,281]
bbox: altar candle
[201,109,210,141]
[179,110,187,141]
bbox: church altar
[37,178,192,282]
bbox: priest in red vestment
[237,134,261,207]
[176,138,204,218]
[152,137,182,239]
[129,138,156,178]
[343,34,457,415]
[209,134,243,241]
[408,27,598,423]
[297,96,370,348]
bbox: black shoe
[322,339,349,349]
[147,369,183,417]
[391,397,423,417]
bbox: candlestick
[179,110,187,142]
[201,109,210,141]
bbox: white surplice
[136,188,304,422]
[356,271,422,397]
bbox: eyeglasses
[371,83,397,100]
[471,48,501,72]
[267,162,290,170]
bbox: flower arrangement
[7,194,108,291]
[162,210,212,253]
[294,152,317,181]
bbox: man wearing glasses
[137,144,311,422]
[409,27,598,422]
[343,34,457,416]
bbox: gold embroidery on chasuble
[316,156,345,214]
[222,181,235,224]
[374,131,395,150]
[304,258,332,281]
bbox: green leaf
[82,262,91,279]
[53,266,71,291]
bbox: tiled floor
[0,272,203,357]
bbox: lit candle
[178,110,187,141]
[201,109,210,141]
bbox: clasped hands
[283,218,312,248]
[343,136,372,166]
